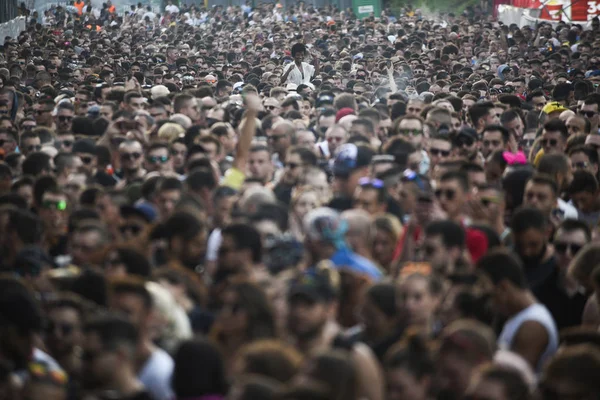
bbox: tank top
[498,303,558,373]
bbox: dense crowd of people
[1,1,600,399]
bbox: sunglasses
[480,196,501,207]
[483,139,502,147]
[285,162,301,169]
[121,152,142,161]
[579,110,597,119]
[573,161,590,169]
[170,149,186,157]
[399,128,423,136]
[42,199,67,211]
[58,115,72,122]
[147,155,169,164]
[27,144,42,152]
[358,177,384,188]
[81,155,93,165]
[47,321,75,336]
[119,224,143,235]
[434,188,456,200]
[554,241,583,255]
[429,148,450,157]
[541,138,558,147]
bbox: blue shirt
[330,247,383,281]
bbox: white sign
[358,5,374,13]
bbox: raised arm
[232,93,261,171]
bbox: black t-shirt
[533,266,587,330]
[124,391,154,400]
[524,254,557,292]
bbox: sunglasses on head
[358,177,384,188]
[120,152,141,161]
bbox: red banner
[571,0,600,20]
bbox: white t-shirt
[165,4,179,14]
[138,348,174,400]
[283,61,315,85]
[206,228,222,262]
[142,11,156,20]
[558,198,579,220]
[498,303,558,374]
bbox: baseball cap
[542,101,568,115]
[335,107,355,122]
[288,262,339,303]
[151,85,170,100]
[316,93,334,107]
[456,127,478,141]
[332,143,375,178]
[120,204,157,223]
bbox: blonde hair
[372,214,403,242]
[158,122,185,143]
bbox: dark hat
[72,139,96,155]
[332,143,375,178]
[288,263,339,303]
[456,127,478,141]
[120,204,156,223]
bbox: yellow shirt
[222,167,245,190]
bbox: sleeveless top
[498,303,558,373]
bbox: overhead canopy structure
[496,0,597,26]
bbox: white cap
[151,85,170,100]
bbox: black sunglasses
[554,241,583,255]
[579,110,597,119]
[119,224,143,235]
[120,152,142,161]
[429,148,450,157]
[541,138,558,147]
[434,188,456,200]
